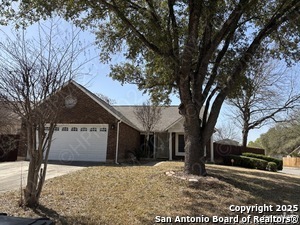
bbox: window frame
[71,127,78,131]
[175,133,185,156]
[99,128,107,132]
[62,127,69,131]
[80,127,87,132]
[90,127,97,132]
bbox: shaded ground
[0,162,299,225]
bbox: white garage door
[48,124,108,162]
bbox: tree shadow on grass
[175,165,300,224]
[33,204,90,225]
[207,165,300,206]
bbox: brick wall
[118,122,140,161]
[19,82,140,162]
[55,83,118,124]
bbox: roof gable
[65,81,204,132]
[69,81,139,129]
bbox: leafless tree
[0,20,91,207]
[95,93,116,105]
[227,59,300,147]
[134,100,162,158]
[214,122,240,143]
[282,109,300,137]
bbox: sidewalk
[280,167,300,176]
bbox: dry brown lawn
[0,162,299,224]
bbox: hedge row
[266,162,278,172]
[223,155,269,170]
[242,152,283,170]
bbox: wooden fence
[213,143,265,162]
[283,157,300,168]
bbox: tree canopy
[2,0,300,175]
[249,110,300,156]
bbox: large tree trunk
[242,107,250,147]
[242,128,249,148]
[24,127,53,207]
[184,114,207,176]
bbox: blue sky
[0,19,164,105]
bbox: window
[62,127,68,131]
[45,127,50,131]
[178,135,185,153]
[90,127,97,132]
[71,127,78,131]
[54,127,59,131]
[99,128,107,132]
[80,127,87,132]
[175,134,185,156]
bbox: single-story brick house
[15,80,214,163]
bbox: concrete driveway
[280,167,300,176]
[0,161,87,193]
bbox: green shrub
[223,155,268,170]
[242,152,283,170]
[266,162,277,172]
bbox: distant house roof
[114,106,182,132]
[215,139,240,146]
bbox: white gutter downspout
[210,136,214,163]
[169,132,172,160]
[115,120,122,164]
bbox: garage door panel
[48,124,108,162]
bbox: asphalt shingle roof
[71,81,183,132]
[113,106,182,132]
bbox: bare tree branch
[134,100,162,158]
[227,59,300,147]
[0,19,92,207]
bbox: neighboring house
[214,139,240,146]
[0,103,21,135]
[0,103,22,161]
[17,80,213,163]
